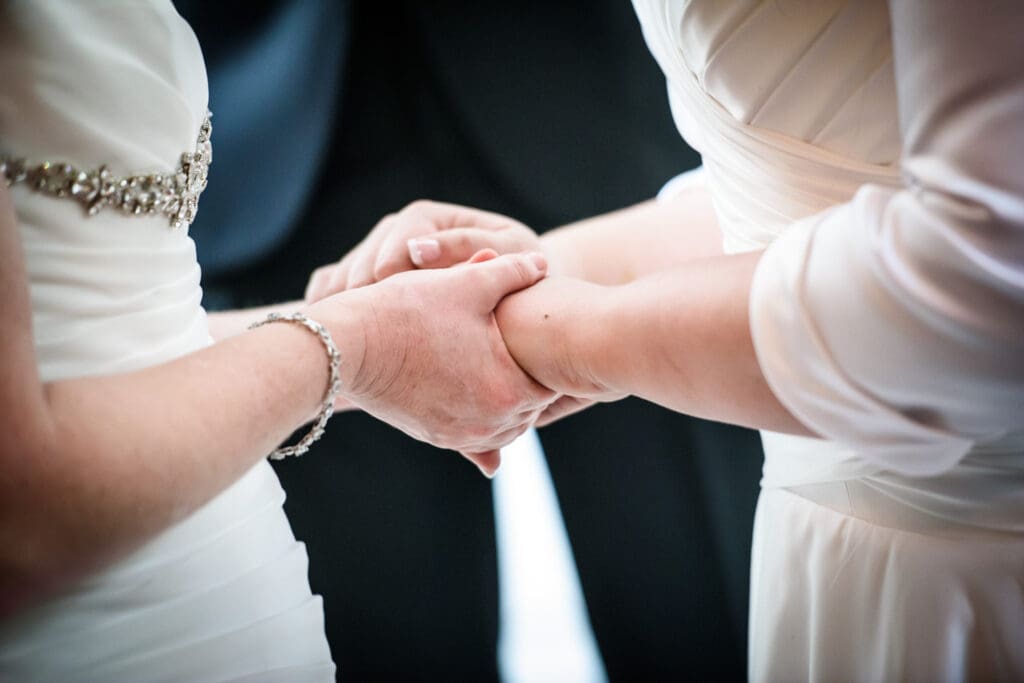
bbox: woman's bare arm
[0,182,350,615]
[206,302,302,341]
[304,176,723,301]
[540,177,723,283]
[494,253,812,435]
[0,185,551,618]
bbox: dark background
[177,1,763,680]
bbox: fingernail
[408,238,441,266]
[529,252,548,272]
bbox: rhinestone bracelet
[249,312,342,459]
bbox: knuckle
[373,256,403,281]
[467,423,493,442]
[506,424,530,444]
[424,426,445,445]
[450,231,481,256]
[405,199,435,214]
[370,213,396,232]
[346,273,368,289]
[488,385,521,414]
[419,420,453,448]
[508,257,532,283]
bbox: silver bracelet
[249,312,342,459]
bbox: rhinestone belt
[1,112,212,230]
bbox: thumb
[467,251,548,306]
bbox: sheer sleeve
[748,0,1024,475]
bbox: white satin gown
[0,2,335,680]
[634,1,1024,680]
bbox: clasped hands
[302,201,619,476]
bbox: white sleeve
[748,1,1024,476]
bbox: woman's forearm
[594,253,808,432]
[496,252,812,434]
[2,310,364,617]
[206,301,303,341]
[1,178,366,615]
[540,181,722,284]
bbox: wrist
[248,312,342,458]
[574,284,625,398]
[495,277,617,399]
[302,292,370,404]
[576,282,641,400]
[208,300,304,342]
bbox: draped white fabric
[0,2,334,679]
[637,0,1024,679]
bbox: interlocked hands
[305,200,540,300]
[305,200,614,475]
[306,246,556,476]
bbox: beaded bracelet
[249,312,342,459]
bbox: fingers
[467,251,548,307]
[304,264,334,302]
[398,228,523,273]
[459,418,539,477]
[305,253,376,302]
[345,238,386,290]
[462,449,502,478]
[534,395,596,427]
[342,214,398,291]
[306,202,537,302]
[372,217,439,281]
[376,227,514,280]
[405,237,441,267]
[374,201,535,280]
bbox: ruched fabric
[637,1,1024,679]
[0,1,334,679]
[0,465,335,682]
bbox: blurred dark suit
[177,1,762,680]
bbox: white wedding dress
[635,1,1024,681]
[0,2,334,680]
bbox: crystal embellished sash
[1,112,212,229]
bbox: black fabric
[179,1,762,680]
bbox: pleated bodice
[0,3,334,679]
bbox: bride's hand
[304,200,540,301]
[307,250,557,476]
[494,276,628,426]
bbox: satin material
[0,2,334,679]
[638,1,1024,679]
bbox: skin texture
[304,200,543,299]
[0,182,550,617]
[493,256,807,434]
[305,184,810,436]
[304,187,724,292]
[308,249,556,472]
